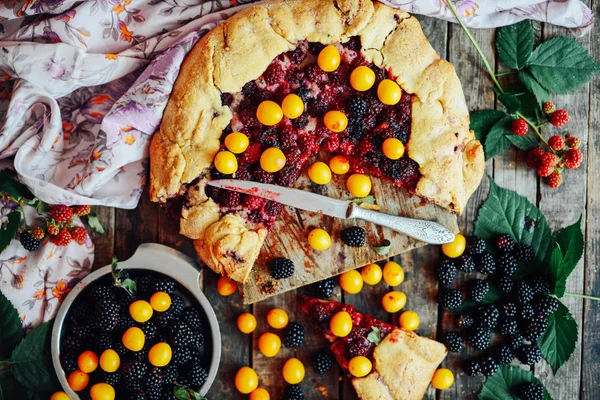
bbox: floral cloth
[0,0,593,325]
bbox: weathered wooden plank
[90,206,115,269]
[157,207,196,261]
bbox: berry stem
[516,113,556,155]
[564,292,600,302]
[495,70,517,77]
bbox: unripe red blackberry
[548,135,564,151]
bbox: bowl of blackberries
[51,243,221,400]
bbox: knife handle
[347,203,455,245]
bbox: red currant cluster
[511,102,583,189]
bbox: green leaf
[470,110,506,143]
[484,116,513,160]
[0,170,32,200]
[459,282,502,311]
[1,211,22,255]
[527,36,600,94]
[519,71,549,105]
[475,178,553,267]
[0,373,22,400]
[9,322,60,393]
[0,291,23,359]
[496,21,534,70]
[540,300,578,374]
[517,92,546,126]
[373,239,391,255]
[548,216,584,297]
[367,326,381,346]
[498,94,521,115]
[507,134,538,151]
[121,278,137,295]
[34,200,48,216]
[478,365,553,400]
[352,196,376,205]
[173,384,207,400]
[86,213,105,234]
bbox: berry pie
[149,0,485,282]
[303,297,448,400]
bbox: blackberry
[70,301,93,322]
[292,114,309,129]
[515,243,535,263]
[140,321,157,340]
[62,336,83,354]
[499,302,518,318]
[122,360,148,380]
[93,298,120,332]
[163,364,178,384]
[467,236,486,255]
[123,377,143,393]
[93,333,114,354]
[517,344,542,366]
[507,333,524,350]
[181,361,208,387]
[145,367,163,395]
[528,278,549,295]
[172,346,193,365]
[494,345,514,365]
[468,279,489,302]
[474,252,496,274]
[191,330,205,348]
[168,294,185,316]
[269,258,295,279]
[131,343,151,361]
[310,302,330,324]
[71,320,92,340]
[456,255,476,272]
[443,332,463,352]
[521,315,548,342]
[514,281,534,305]
[182,308,203,331]
[534,295,559,317]
[154,277,175,294]
[439,289,463,310]
[348,97,367,116]
[436,260,457,286]
[480,356,499,377]
[295,86,311,102]
[114,340,128,356]
[497,276,515,293]
[313,351,333,374]
[345,337,372,359]
[153,312,174,329]
[167,320,194,347]
[476,305,499,329]
[102,371,122,387]
[498,253,518,276]
[136,275,155,294]
[61,353,78,373]
[467,327,491,350]
[496,234,515,252]
[284,384,304,400]
[89,285,115,301]
[340,226,366,247]
[464,360,481,376]
[519,382,544,400]
[283,322,305,348]
[19,231,40,252]
[499,318,518,335]
[312,278,335,299]
[456,313,474,329]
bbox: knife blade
[207,179,455,244]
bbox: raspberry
[494,345,514,365]
[241,142,261,164]
[565,133,581,149]
[437,259,457,286]
[283,322,305,348]
[499,302,518,318]
[499,318,518,335]
[514,281,534,304]
[464,360,481,376]
[466,236,486,255]
[527,148,545,169]
[47,223,60,236]
[443,332,463,352]
[19,231,40,252]
[476,305,499,329]
[519,383,544,400]
[306,64,327,83]
[468,279,489,303]
[269,257,295,279]
[549,109,569,127]
[517,344,542,365]
[541,152,558,167]
[534,295,559,317]
[507,333,524,350]
[70,226,87,245]
[468,327,491,350]
[521,315,548,341]
[548,135,564,151]
[51,228,72,246]
[313,351,333,374]
[30,227,45,240]
[497,276,514,293]
[528,278,549,295]
[311,278,335,299]
[73,205,91,216]
[496,234,515,252]
[51,205,73,222]
[563,148,583,169]
[511,119,528,136]
[542,101,555,114]
[515,243,535,263]
[537,164,554,178]
[498,253,518,277]
[438,289,463,310]
[480,356,499,377]
[474,252,496,274]
[340,226,366,247]
[284,385,304,400]
[456,313,474,329]
[547,171,563,189]
[263,63,286,86]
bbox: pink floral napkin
[0,0,593,325]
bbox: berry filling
[205,38,419,227]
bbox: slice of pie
[149,0,485,282]
[303,297,448,400]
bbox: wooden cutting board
[240,162,458,304]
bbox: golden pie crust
[149,0,485,283]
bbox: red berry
[51,205,73,223]
[537,165,554,177]
[244,195,265,210]
[563,148,583,169]
[548,136,565,151]
[547,172,563,189]
[549,110,569,127]
[541,152,558,167]
[511,119,529,136]
[70,226,88,245]
[31,227,45,240]
[47,224,60,236]
[527,148,545,169]
[73,205,91,217]
[542,102,555,115]
[51,228,72,246]
[565,134,581,149]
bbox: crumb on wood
[314,384,328,397]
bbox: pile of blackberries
[437,234,557,385]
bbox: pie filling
[202,38,420,228]
[303,297,395,374]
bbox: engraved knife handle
[347,203,455,245]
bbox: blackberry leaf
[539,300,578,374]
[478,365,553,400]
[496,20,534,70]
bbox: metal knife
[207,179,455,245]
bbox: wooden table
[90,9,600,400]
